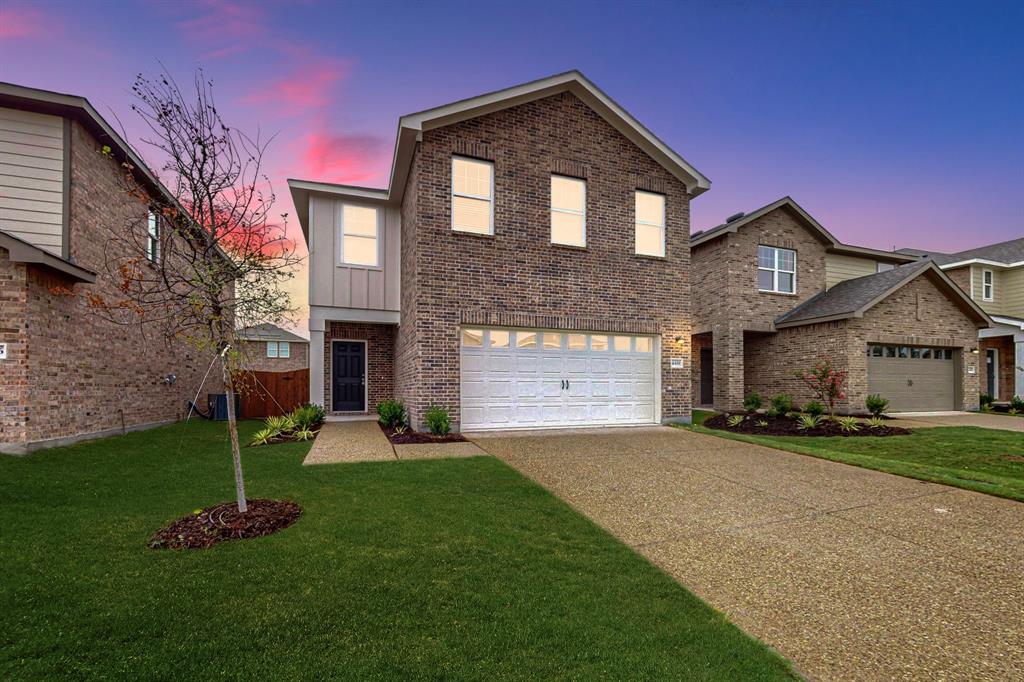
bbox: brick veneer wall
[1,119,226,453]
[691,207,831,410]
[239,340,309,372]
[396,91,693,430]
[945,265,972,298]
[0,251,29,445]
[323,321,395,413]
[742,275,981,413]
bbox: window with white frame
[635,191,665,257]
[452,156,493,234]
[551,175,586,246]
[146,209,160,262]
[340,204,379,266]
[982,269,994,301]
[266,341,290,358]
[757,245,796,293]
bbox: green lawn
[690,410,1024,502]
[0,421,793,680]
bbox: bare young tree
[84,69,300,512]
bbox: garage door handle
[907,379,913,387]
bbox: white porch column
[1015,334,1024,399]
[309,320,325,406]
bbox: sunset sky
[2,0,1021,334]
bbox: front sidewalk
[303,421,487,464]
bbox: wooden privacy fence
[234,369,310,418]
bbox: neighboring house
[904,238,1024,401]
[290,71,709,430]
[0,83,224,454]
[690,197,990,413]
[237,324,309,372]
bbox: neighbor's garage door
[867,344,956,412]
[460,328,657,430]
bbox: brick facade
[323,321,395,414]
[395,91,693,430]
[691,206,982,412]
[980,335,1016,400]
[0,119,225,454]
[239,340,309,372]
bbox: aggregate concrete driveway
[473,426,1024,682]
[893,412,1024,432]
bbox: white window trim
[550,175,586,247]
[338,203,381,269]
[451,156,494,235]
[982,268,994,302]
[267,341,278,358]
[634,190,666,257]
[146,209,160,263]
[757,245,797,294]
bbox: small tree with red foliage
[796,358,848,418]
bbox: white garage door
[460,327,658,430]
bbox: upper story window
[452,156,493,234]
[340,204,379,266]
[146,209,161,262]
[982,269,994,301]
[267,341,290,358]
[757,245,796,294]
[635,190,666,257]
[551,175,586,247]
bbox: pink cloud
[301,131,385,183]
[245,60,351,115]
[174,0,268,58]
[0,7,49,39]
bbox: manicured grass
[0,421,794,680]
[688,411,1024,502]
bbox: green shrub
[742,392,763,412]
[796,414,821,430]
[291,404,324,430]
[1011,395,1024,411]
[980,393,995,407]
[264,414,295,436]
[980,403,993,413]
[424,404,451,435]
[836,416,861,433]
[768,394,795,417]
[377,399,408,428]
[803,401,825,417]
[726,414,745,428]
[865,394,889,417]
[293,428,315,441]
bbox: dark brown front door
[700,348,714,405]
[332,341,366,411]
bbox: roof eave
[0,231,96,283]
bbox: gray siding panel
[0,107,64,255]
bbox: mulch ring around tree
[704,413,911,437]
[379,424,467,445]
[149,499,303,550]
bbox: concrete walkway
[303,421,488,464]
[476,426,1024,682]
[893,411,1024,432]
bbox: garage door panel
[867,345,955,412]
[461,328,658,430]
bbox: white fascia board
[939,258,1024,269]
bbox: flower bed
[380,424,467,445]
[704,413,911,437]
[149,499,303,549]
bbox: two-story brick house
[237,324,309,373]
[290,72,710,430]
[905,238,1024,402]
[690,197,991,413]
[0,83,225,453]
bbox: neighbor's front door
[986,349,997,398]
[332,341,366,411]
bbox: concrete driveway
[473,426,1024,682]
[893,411,1024,432]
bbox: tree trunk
[221,358,248,513]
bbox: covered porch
[980,316,1024,401]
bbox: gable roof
[928,236,1024,268]
[691,196,917,264]
[290,71,710,241]
[773,260,991,329]
[237,323,308,343]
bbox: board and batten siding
[0,107,66,255]
[1001,267,1024,319]
[825,253,878,289]
[307,194,400,311]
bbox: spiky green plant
[249,427,277,446]
[264,414,295,436]
[836,416,861,432]
[293,428,315,441]
[726,415,745,428]
[796,414,821,430]
[756,419,769,428]
[866,416,886,429]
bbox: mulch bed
[704,413,911,437]
[149,499,303,550]
[380,423,467,444]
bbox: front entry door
[700,348,714,405]
[332,341,366,411]
[986,349,997,398]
